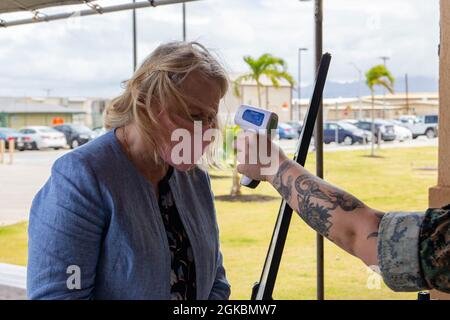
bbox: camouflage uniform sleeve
[377,206,450,293]
[377,211,429,292]
[419,205,450,294]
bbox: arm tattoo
[272,160,293,202]
[366,212,384,239]
[294,174,365,238]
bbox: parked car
[19,126,67,150]
[0,127,27,151]
[286,121,303,136]
[353,120,396,142]
[323,121,369,145]
[277,122,298,139]
[53,124,96,149]
[398,115,438,139]
[385,120,413,142]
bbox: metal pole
[358,69,362,119]
[379,56,390,119]
[405,73,410,114]
[132,0,137,71]
[350,63,362,120]
[0,0,201,28]
[314,0,324,301]
[182,3,186,41]
[298,48,308,121]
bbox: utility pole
[350,63,363,120]
[132,0,137,71]
[182,3,186,41]
[379,56,390,119]
[405,73,410,115]
[298,48,308,121]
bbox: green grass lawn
[0,146,437,299]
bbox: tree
[233,53,294,108]
[224,124,242,196]
[365,65,394,156]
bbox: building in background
[219,73,293,124]
[293,92,439,122]
[0,104,85,129]
[0,96,110,129]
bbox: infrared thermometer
[234,105,279,188]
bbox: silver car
[20,126,67,150]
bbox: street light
[350,62,363,120]
[379,55,390,67]
[298,48,308,121]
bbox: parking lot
[0,136,438,225]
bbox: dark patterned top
[157,166,197,300]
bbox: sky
[0,0,440,98]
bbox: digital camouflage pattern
[377,211,428,292]
[378,205,450,293]
[419,204,450,293]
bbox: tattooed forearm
[272,160,294,202]
[293,174,365,237]
[366,212,384,239]
[327,191,364,211]
[269,160,380,265]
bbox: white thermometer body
[234,105,279,188]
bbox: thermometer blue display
[242,109,265,126]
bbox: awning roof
[0,0,198,27]
[0,1,93,14]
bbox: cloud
[0,0,440,97]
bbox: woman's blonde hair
[104,41,229,163]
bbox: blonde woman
[27,42,230,300]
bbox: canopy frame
[0,0,200,28]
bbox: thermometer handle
[240,175,261,189]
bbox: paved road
[277,136,438,154]
[0,136,438,225]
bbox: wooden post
[8,138,14,165]
[0,139,4,164]
[429,0,450,300]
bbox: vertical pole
[314,0,325,301]
[335,103,338,143]
[379,56,389,119]
[0,139,4,164]
[298,49,302,121]
[298,48,308,121]
[405,73,410,115]
[132,0,137,71]
[8,139,14,165]
[358,69,362,120]
[182,3,187,41]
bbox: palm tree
[365,65,394,156]
[234,53,294,108]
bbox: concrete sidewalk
[0,263,26,300]
[0,285,26,300]
[0,149,68,225]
